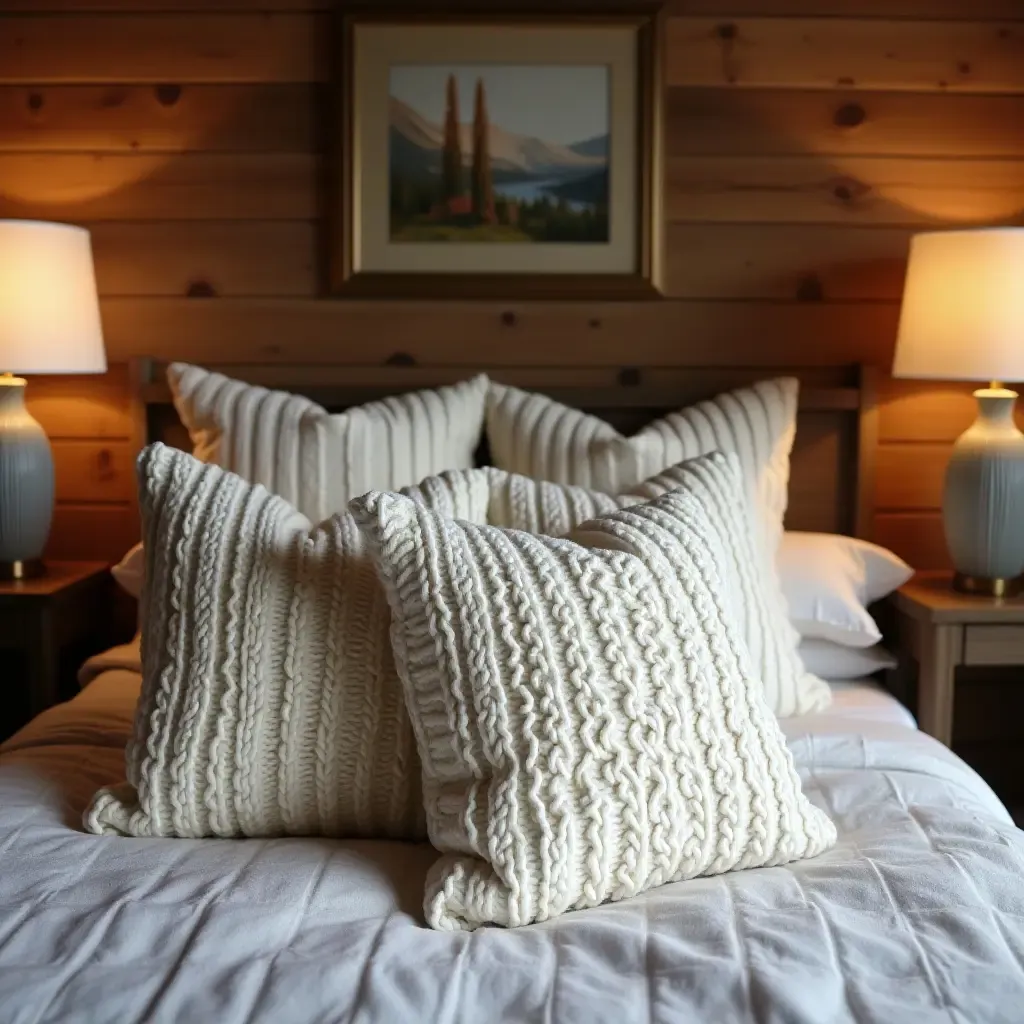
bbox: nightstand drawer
[964,626,1024,666]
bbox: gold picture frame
[331,2,664,299]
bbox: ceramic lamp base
[0,558,46,582]
[953,572,1023,598]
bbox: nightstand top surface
[0,561,109,599]
[895,571,1024,624]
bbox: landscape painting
[388,65,610,243]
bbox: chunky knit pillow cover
[168,363,489,521]
[83,444,488,841]
[486,377,797,548]
[436,462,830,717]
[350,456,838,932]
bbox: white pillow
[84,444,489,841]
[779,533,913,647]
[168,363,489,521]
[448,460,828,717]
[486,377,798,548]
[350,454,837,931]
[798,639,896,681]
[111,542,144,599]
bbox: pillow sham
[351,453,837,931]
[798,639,897,681]
[779,532,913,647]
[111,542,144,599]
[485,377,798,547]
[84,444,488,841]
[436,462,829,716]
[168,363,488,521]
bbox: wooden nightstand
[893,572,1024,746]
[0,561,113,735]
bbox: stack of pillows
[91,364,909,931]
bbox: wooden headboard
[131,359,877,538]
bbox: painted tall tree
[471,77,494,222]
[442,73,462,202]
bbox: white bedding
[2,649,1023,1023]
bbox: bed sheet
[2,654,1023,1024]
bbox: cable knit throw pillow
[83,444,490,841]
[486,377,797,549]
[428,462,829,717]
[168,363,489,521]
[350,456,838,932]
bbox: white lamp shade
[0,220,106,375]
[893,228,1024,382]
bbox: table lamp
[0,220,107,580]
[893,228,1024,596]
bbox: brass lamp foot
[953,573,1023,598]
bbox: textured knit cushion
[486,377,797,548]
[169,363,488,521]
[441,463,830,717]
[83,445,487,841]
[350,453,838,931]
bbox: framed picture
[331,3,664,299]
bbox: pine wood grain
[89,221,317,296]
[668,0,1024,14]
[879,380,1024,441]
[666,155,1024,225]
[24,365,132,440]
[46,504,139,563]
[876,442,948,510]
[665,223,911,299]
[0,153,316,220]
[873,511,949,570]
[51,440,136,503]
[665,88,1024,158]
[96,297,901,366]
[0,84,317,153]
[0,14,324,84]
[667,18,1024,93]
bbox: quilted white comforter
[2,648,1023,1024]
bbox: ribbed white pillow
[168,363,489,521]
[426,463,830,717]
[83,444,489,841]
[486,377,797,547]
[350,452,837,932]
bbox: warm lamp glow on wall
[0,220,107,579]
[893,228,1024,595]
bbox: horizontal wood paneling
[46,504,139,563]
[876,442,948,509]
[873,511,949,570]
[879,379,1024,441]
[24,364,131,439]
[666,156,1024,225]
[667,18,1024,92]
[90,221,316,296]
[665,223,910,299]
[665,89,1024,158]
[0,153,316,220]
[96,297,901,365]
[0,84,318,152]
[51,440,135,502]
[0,14,325,84]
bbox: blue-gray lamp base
[943,387,1024,597]
[0,375,54,579]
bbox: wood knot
[716,22,737,40]
[796,274,824,303]
[26,92,44,113]
[618,367,641,388]
[154,84,182,107]
[500,310,518,327]
[957,61,971,75]
[96,449,115,479]
[836,76,856,87]
[832,178,868,204]
[186,280,216,298]
[588,318,602,329]
[833,103,865,128]
[385,351,416,367]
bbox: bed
[3,363,1024,1023]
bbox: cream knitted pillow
[83,445,488,841]
[169,363,489,521]
[350,455,837,932]
[441,463,830,717]
[486,377,797,548]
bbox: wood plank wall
[2,0,1023,566]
